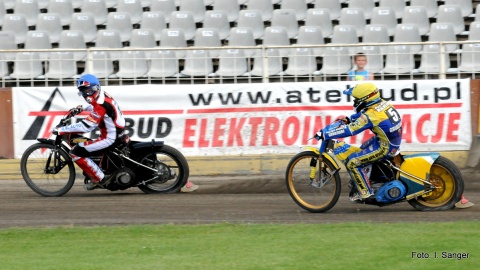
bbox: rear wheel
[137,145,189,194]
[286,151,341,213]
[408,156,464,211]
[20,143,75,197]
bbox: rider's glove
[69,105,83,115]
[340,116,351,125]
[314,131,323,141]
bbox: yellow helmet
[343,83,381,113]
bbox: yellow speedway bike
[285,120,464,213]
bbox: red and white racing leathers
[57,90,125,182]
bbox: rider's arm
[323,113,373,140]
[57,106,105,135]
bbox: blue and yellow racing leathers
[322,100,402,198]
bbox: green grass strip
[0,221,478,270]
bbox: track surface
[0,169,478,228]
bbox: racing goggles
[77,82,99,97]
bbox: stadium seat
[24,31,52,60]
[382,45,415,74]
[0,1,5,27]
[10,52,44,79]
[83,51,114,78]
[47,0,74,26]
[169,11,196,41]
[227,27,259,57]
[213,0,240,22]
[215,49,249,77]
[95,30,123,60]
[106,12,133,42]
[444,0,473,17]
[3,0,15,9]
[418,44,450,73]
[319,47,352,75]
[140,11,167,42]
[249,48,283,77]
[80,0,109,25]
[193,28,222,58]
[331,25,359,55]
[474,5,480,22]
[146,50,179,78]
[370,7,397,36]
[236,10,264,39]
[393,24,422,54]
[116,50,149,78]
[468,21,480,41]
[0,31,17,61]
[263,26,291,57]
[181,50,214,77]
[246,0,274,22]
[70,13,98,43]
[105,0,118,8]
[128,29,157,58]
[304,9,333,38]
[178,0,206,23]
[362,24,390,54]
[271,9,299,39]
[2,14,29,44]
[458,43,480,72]
[402,6,430,36]
[339,8,366,37]
[71,0,83,9]
[357,45,384,74]
[203,10,230,40]
[36,13,63,43]
[436,5,465,35]
[428,23,458,53]
[347,0,375,20]
[296,26,325,56]
[116,0,143,24]
[58,30,87,61]
[378,0,405,19]
[313,0,341,21]
[150,0,175,23]
[141,0,152,8]
[410,0,438,18]
[281,0,308,21]
[160,29,187,59]
[284,48,317,76]
[44,51,78,79]
[14,0,40,27]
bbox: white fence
[1,40,480,87]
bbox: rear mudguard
[301,146,341,170]
[397,152,440,200]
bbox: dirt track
[0,168,478,229]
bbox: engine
[375,180,407,203]
[105,167,136,190]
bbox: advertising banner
[12,79,471,158]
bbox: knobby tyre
[137,145,189,194]
[286,151,342,213]
[408,156,464,211]
[20,143,76,197]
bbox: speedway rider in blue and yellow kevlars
[53,74,126,190]
[315,83,402,202]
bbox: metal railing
[1,40,479,88]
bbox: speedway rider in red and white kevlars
[53,74,126,190]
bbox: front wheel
[408,156,464,211]
[286,151,342,213]
[137,145,189,194]
[20,143,76,197]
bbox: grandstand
[1,0,480,87]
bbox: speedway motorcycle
[20,109,189,197]
[285,119,464,213]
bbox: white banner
[12,79,471,158]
